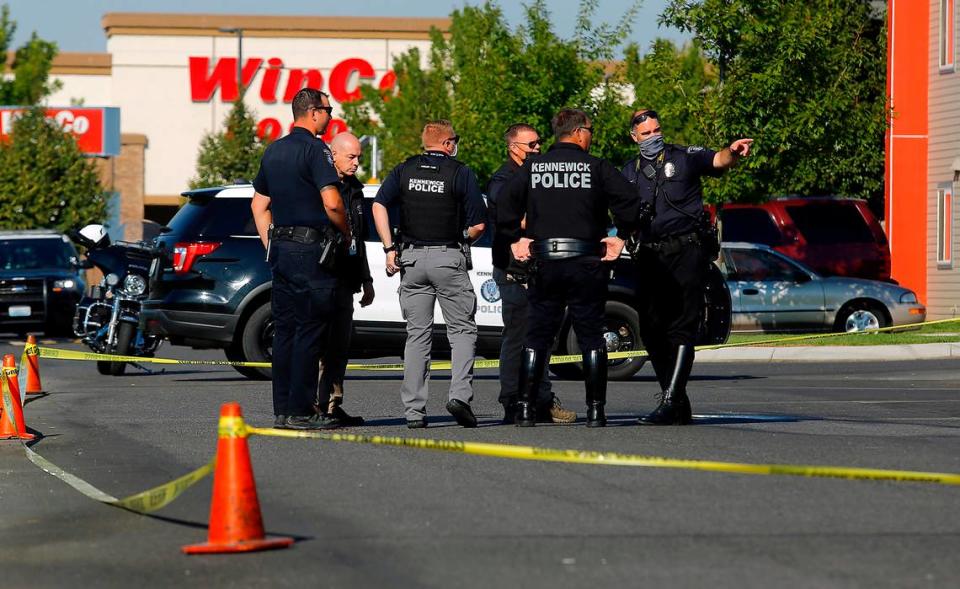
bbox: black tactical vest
[398,154,463,243]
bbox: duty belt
[645,231,700,255]
[273,226,327,244]
[530,238,603,260]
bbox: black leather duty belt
[646,231,700,251]
[272,226,327,244]
[531,238,602,260]
[407,243,461,249]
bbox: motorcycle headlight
[122,274,147,296]
[900,291,918,304]
[105,273,120,287]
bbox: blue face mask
[639,134,664,159]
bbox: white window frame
[937,183,953,266]
[941,0,956,72]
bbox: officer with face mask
[621,109,753,425]
[499,108,648,427]
[372,120,487,429]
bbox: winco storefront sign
[0,107,121,157]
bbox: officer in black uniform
[498,108,648,427]
[621,109,752,425]
[372,120,487,428]
[487,123,576,425]
[251,88,351,430]
[316,132,374,427]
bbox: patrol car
[142,184,731,381]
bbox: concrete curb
[696,342,960,363]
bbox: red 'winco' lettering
[189,56,396,142]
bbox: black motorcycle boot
[516,348,544,427]
[639,344,694,426]
[583,348,608,428]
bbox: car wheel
[226,342,270,380]
[96,361,112,375]
[108,322,135,376]
[550,300,647,381]
[836,301,888,332]
[240,302,274,380]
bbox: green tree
[0,108,107,231]
[0,4,61,105]
[343,0,640,183]
[190,99,267,189]
[660,0,887,205]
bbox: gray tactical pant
[492,267,553,406]
[399,246,478,420]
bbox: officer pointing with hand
[372,120,487,429]
[622,108,752,425]
[499,108,648,427]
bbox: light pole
[218,27,244,93]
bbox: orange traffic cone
[23,335,43,395]
[182,402,293,554]
[0,354,35,441]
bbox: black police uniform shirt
[497,142,642,244]
[621,144,722,241]
[374,150,487,245]
[485,158,521,270]
[252,127,340,228]
[336,174,373,292]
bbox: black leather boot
[516,348,544,427]
[583,348,608,427]
[639,344,694,425]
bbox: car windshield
[0,238,72,271]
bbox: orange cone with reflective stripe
[0,354,35,441]
[182,402,293,554]
[23,335,43,395]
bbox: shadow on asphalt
[691,413,816,425]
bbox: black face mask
[639,135,665,159]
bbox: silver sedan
[719,242,926,332]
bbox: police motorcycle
[70,224,163,376]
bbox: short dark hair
[504,123,538,144]
[291,88,329,119]
[551,108,590,139]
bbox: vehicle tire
[835,301,888,333]
[698,263,732,346]
[239,302,274,380]
[549,300,647,381]
[96,361,112,375]
[226,342,270,380]
[108,321,135,376]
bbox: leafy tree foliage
[343,0,640,183]
[0,4,61,105]
[0,4,104,231]
[190,99,267,189]
[0,108,107,230]
[659,0,887,205]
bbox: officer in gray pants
[372,120,487,428]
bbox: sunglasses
[312,105,334,115]
[631,110,659,126]
[512,139,542,149]
[445,135,461,144]
[579,125,594,134]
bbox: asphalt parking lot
[1,338,959,588]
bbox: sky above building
[7,0,688,55]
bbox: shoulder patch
[687,146,705,153]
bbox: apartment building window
[938,183,954,265]
[942,0,956,71]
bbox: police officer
[251,88,350,430]
[372,120,487,429]
[499,108,647,427]
[621,109,752,425]
[487,123,575,425]
[315,132,375,427]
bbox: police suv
[142,184,730,381]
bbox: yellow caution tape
[245,426,960,486]
[34,317,960,372]
[2,368,213,513]
[24,446,214,513]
